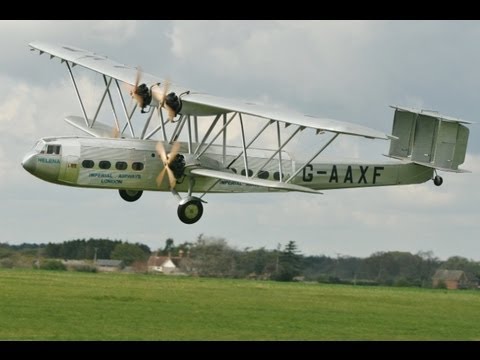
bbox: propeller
[156,141,181,190]
[152,80,177,122]
[128,68,144,109]
[127,68,178,120]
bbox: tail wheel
[433,175,443,187]
[119,189,143,202]
[177,197,203,224]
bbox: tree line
[1,236,479,288]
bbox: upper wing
[189,168,322,194]
[30,41,392,140]
[29,41,162,88]
[180,93,392,139]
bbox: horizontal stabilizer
[388,106,471,172]
[65,116,127,139]
[189,168,322,194]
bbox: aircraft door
[61,155,80,184]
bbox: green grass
[0,268,479,340]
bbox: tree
[274,241,302,281]
[111,243,150,266]
[44,243,62,258]
[253,247,270,275]
[176,241,193,257]
[189,236,236,277]
[416,251,441,287]
[163,238,175,256]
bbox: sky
[0,20,479,260]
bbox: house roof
[432,269,466,281]
[148,256,180,267]
[96,259,123,267]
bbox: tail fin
[387,105,471,172]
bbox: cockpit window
[46,145,61,155]
[34,141,46,153]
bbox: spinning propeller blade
[152,80,177,122]
[125,67,144,109]
[156,142,181,190]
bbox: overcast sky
[1,20,479,260]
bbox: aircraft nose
[21,153,37,174]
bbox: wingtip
[28,41,41,49]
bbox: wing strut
[276,121,284,182]
[187,115,193,153]
[193,116,199,143]
[140,107,155,139]
[199,118,275,197]
[144,112,168,140]
[102,75,121,134]
[65,62,89,127]
[239,113,249,178]
[252,125,305,179]
[196,112,238,158]
[170,115,187,143]
[194,114,222,155]
[222,113,227,165]
[91,76,112,127]
[114,79,135,138]
[225,119,274,168]
[285,133,339,183]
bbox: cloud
[90,21,137,45]
[1,21,479,261]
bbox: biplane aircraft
[22,42,471,224]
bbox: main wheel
[433,175,443,186]
[119,189,143,202]
[177,197,203,224]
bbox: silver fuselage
[22,136,434,193]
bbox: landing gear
[177,197,204,224]
[432,169,444,187]
[433,175,443,186]
[119,189,143,202]
[170,176,205,224]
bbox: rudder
[388,106,471,172]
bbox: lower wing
[189,168,322,194]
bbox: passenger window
[273,172,284,181]
[116,162,128,170]
[230,168,237,174]
[99,161,111,170]
[82,160,94,168]
[241,169,253,177]
[46,145,61,155]
[258,170,269,179]
[132,162,144,171]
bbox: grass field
[0,268,479,340]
